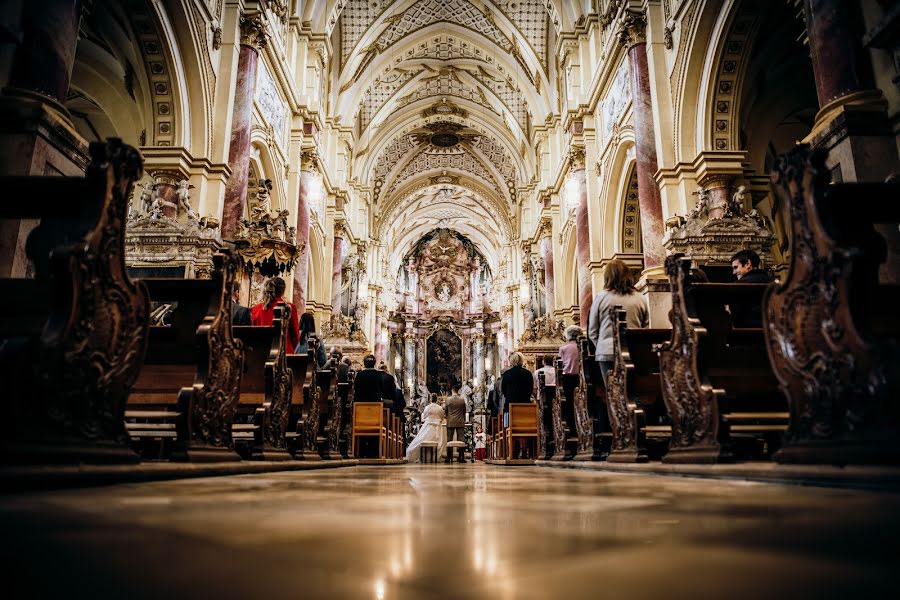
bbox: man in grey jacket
[444,385,467,463]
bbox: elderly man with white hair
[500,351,533,458]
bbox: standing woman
[297,312,327,367]
[587,259,649,383]
[250,277,300,353]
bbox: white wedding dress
[406,403,447,463]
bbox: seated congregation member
[297,312,327,367]
[394,385,407,423]
[231,282,251,326]
[251,276,300,353]
[324,348,350,383]
[588,259,649,384]
[406,394,446,463]
[730,249,773,328]
[444,384,467,463]
[486,374,500,436]
[354,354,383,403]
[558,326,581,402]
[501,352,533,458]
[378,362,397,412]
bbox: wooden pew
[549,358,575,461]
[352,402,387,458]
[285,349,320,461]
[578,337,610,460]
[536,372,556,460]
[0,139,149,465]
[765,146,900,464]
[658,255,787,463]
[316,368,343,459]
[127,251,244,461]
[231,306,293,461]
[605,308,672,462]
[337,374,354,458]
[505,403,539,460]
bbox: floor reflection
[0,464,897,599]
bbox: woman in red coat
[250,276,300,353]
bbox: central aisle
[1,465,896,599]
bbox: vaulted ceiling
[332,0,557,262]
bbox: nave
[1,465,897,599]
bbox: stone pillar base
[636,266,671,329]
[0,91,89,277]
[804,90,900,284]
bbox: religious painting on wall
[426,328,462,395]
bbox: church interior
[1,0,899,597]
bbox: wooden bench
[231,306,293,461]
[765,146,900,464]
[505,403,539,460]
[316,368,343,459]
[285,349,320,460]
[658,255,787,463]
[548,358,576,461]
[127,251,244,462]
[605,308,672,462]
[578,337,611,460]
[337,376,354,458]
[536,372,556,460]
[0,139,149,465]
[352,402,387,458]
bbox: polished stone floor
[1,464,898,599]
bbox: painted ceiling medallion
[430,131,460,147]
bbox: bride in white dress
[406,395,447,463]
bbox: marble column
[804,0,868,108]
[373,310,383,363]
[221,14,267,240]
[0,0,86,277]
[470,257,482,313]
[703,176,732,222]
[293,159,314,313]
[569,148,592,327]
[472,329,485,389]
[331,225,345,317]
[619,11,666,270]
[404,329,417,395]
[149,171,182,220]
[540,224,555,316]
[6,0,82,107]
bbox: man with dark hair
[730,249,772,327]
[444,384,467,463]
[378,362,397,412]
[323,348,349,383]
[354,353,383,403]
[231,282,251,326]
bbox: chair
[506,403,539,459]
[420,441,438,463]
[352,402,386,458]
[446,440,466,463]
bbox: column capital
[300,148,319,172]
[568,145,586,171]
[239,13,269,50]
[617,9,647,49]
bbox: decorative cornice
[239,13,268,50]
[617,9,647,49]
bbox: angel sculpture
[176,180,199,222]
[138,181,155,216]
[727,185,747,218]
[687,188,709,221]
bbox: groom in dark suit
[444,384,467,463]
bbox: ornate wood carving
[175,250,244,460]
[536,371,552,459]
[657,254,723,463]
[573,345,595,461]
[318,368,343,460]
[766,146,900,464]
[606,309,644,462]
[549,364,567,461]
[258,305,293,459]
[8,139,150,464]
[295,350,322,460]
